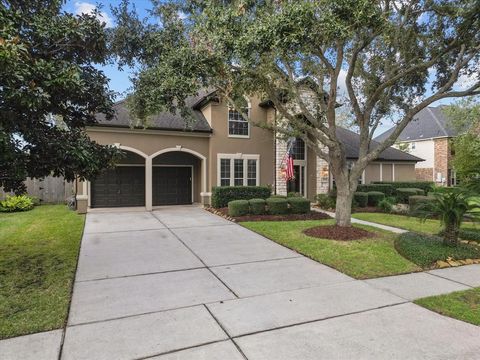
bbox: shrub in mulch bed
[208,207,331,222]
[303,225,376,241]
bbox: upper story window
[228,99,250,137]
[291,138,305,160]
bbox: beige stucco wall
[202,97,275,188]
[365,163,380,184]
[382,164,393,181]
[394,163,417,181]
[86,128,210,159]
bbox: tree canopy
[0,0,121,193]
[111,0,480,225]
[444,97,480,182]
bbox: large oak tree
[111,0,480,226]
[0,0,121,193]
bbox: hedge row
[211,186,271,208]
[353,191,385,207]
[372,181,434,193]
[228,197,311,216]
[356,184,394,196]
[408,195,434,210]
[397,188,424,203]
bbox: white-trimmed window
[218,154,260,186]
[228,101,250,137]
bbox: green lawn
[241,219,420,279]
[0,205,85,339]
[352,213,478,235]
[415,288,480,326]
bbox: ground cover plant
[0,205,85,339]
[395,232,480,268]
[352,213,477,235]
[415,288,480,326]
[241,220,420,279]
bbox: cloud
[74,2,113,28]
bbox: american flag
[283,138,295,181]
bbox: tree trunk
[443,222,459,247]
[335,190,354,226]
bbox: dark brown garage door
[91,166,145,207]
[153,167,192,206]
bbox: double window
[218,155,259,186]
[228,102,250,137]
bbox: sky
[63,1,472,135]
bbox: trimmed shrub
[378,198,393,213]
[353,192,368,207]
[372,181,434,193]
[266,197,289,215]
[409,195,435,212]
[269,194,287,199]
[211,186,271,208]
[410,188,425,195]
[357,184,394,196]
[228,200,250,217]
[0,195,34,212]
[288,197,311,214]
[287,192,302,198]
[249,198,266,215]
[396,188,418,203]
[367,191,385,206]
[316,194,336,210]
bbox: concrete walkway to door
[2,206,479,359]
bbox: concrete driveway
[6,206,478,359]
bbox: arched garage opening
[151,151,202,206]
[91,149,146,208]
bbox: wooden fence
[0,177,74,204]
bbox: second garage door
[153,167,192,206]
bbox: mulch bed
[208,207,331,222]
[303,225,376,241]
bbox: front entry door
[287,165,305,196]
[153,167,192,205]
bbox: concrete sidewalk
[1,206,479,360]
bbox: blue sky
[63,1,467,135]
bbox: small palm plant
[412,187,479,246]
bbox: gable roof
[94,89,215,133]
[374,106,458,143]
[337,127,423,162]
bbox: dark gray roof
[337,127,423,162]
[374,106,458,142]
[94,89,215,133]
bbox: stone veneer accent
[275,137,288,195]
[434,138,451,186]
[316,157,330,194]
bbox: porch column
[145,157,152,211]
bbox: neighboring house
[75,91,422,213]
[375,106,458,186]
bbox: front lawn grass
[395,232,480,268]
[352,212,478,235]
[241,220,420,279]
[0,205,85,339]
[415,288,480,326]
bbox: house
[75,91,422,213]
[374,106,458,186]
